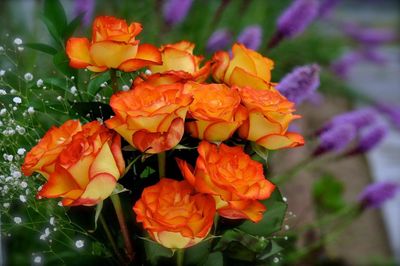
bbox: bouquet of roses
[19,11,305,265]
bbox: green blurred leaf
[140,166,156,179]
[185,239,212,265]
[238,189,287,236]
[64,14,85,40]
[143,238,174,265]
[24,43,58,55]
[257,240,283,260]
[41,15,64,47]
[312,174,345,213]
[91,200,103,232]
[53,51,76,77]
[88,72,111,96]
[251,142,269,165]
[43,0,67,36]
[111,183,130,196]
[203,252,223,266]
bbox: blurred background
[0,0,399,265]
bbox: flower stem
[110,69,118,94]
[99,214,125,265]
[273,156,314,185]
[176,249,185,266]
[158,152,166,178]
[110,194,134,261]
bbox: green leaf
[24,43,57,55]
[111,183,130,196]
[185,238,212,265]
[43,0,67,36]
[140,166,156,179]
[69,101,114,121]
[257,240,283,260]
[238,189,287,236]
[63,14,84,40]
[142,238,174,265]
[87,72,111,96]
[251,142,269,164]
[203,252,223,266]
[90,201,103,232]
[53,51,76,77]
[312,174,345,213]
[41,15,64,47]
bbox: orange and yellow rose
[31,121,125,206]
[211,43,274,90]
[66,16,161,72]
[105,82,192,153]
[22,120,82,179]
[177,141,275,222]
[148,41,210,82]
[184,82,247,141]
[238,86,304,150]
[133,178,216,249]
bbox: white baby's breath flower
[36,79,44,87]
[13,97,22,104]
[13,216,22,224]
[13,38,23,45]
[24,73,33,81]
[75,240,84,248]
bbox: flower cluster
[22,16,304,251]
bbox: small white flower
[122,85,130,91]
[13,97,22,104]
[24,73,33,81]
[13,38,23,45]
[17,46,24,52]
[49,217,55,226]
[75,240,84,248]
[10,89,17,94]
[17,148,26,155]
[20,181,28,188]
[27,106,35,114]
[11,170,21,178]
[36,79,44,87]
[0,70,5,76]
[19,195,26,203]
[6,154,13,161]
[56,96,63,101]
[145,69,152,75]
[0,46,4,52]
[13,216,22,224]
[44,228,50,236]
[282,197,287,202]
[3,202,10,208]
[70,86,77,94]
[0,108,6,116]
[0,89,6,95]
[33,256,42,264]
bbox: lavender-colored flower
[376,103,400,129]
[237,25,263,51]
[276,64,320,105]
[348,122,388,154]
[163,0,193,26]
[318,0,341,18]
[361,49,388,65]
[313,123,357,156]
[73,0,95,27]
[206,28,232,54]
[276,0,319,38]
[359,181,399,209]
[343,23,397,47]
[318,108,379,137]
[330,51,363,79]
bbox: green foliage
[312,174,346,214]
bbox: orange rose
[38,121,125,206]
[184,82,248,141]
[133,178,216,249]
[22,120,82,179]
[66,16,161,72]
[177,141,275,222]
[238,86,304,150]
[148,41,210,82]
[211,43,274,90]
[105,82,192,153]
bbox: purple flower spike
[206,28,232,54]
[376,103,400,129]
[313,123,357,156]
[276,64,320,105]
[163,0,194,26]
[344,23,397,47]
[329,108,379,131]
[73,0,95,26]
[349,122,388,154]
[359,181,399,209]
[318,0,341,18]
[237,25,263,51]
[277,0,319,38]
[330,51,363,79]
